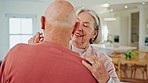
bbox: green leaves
[124,50,136,59]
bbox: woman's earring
[91,38,95,42]
[90,38,95,44]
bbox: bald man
[0,1,97,83]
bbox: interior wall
[139,6,148,50]
[120,16,129,46]
[106,16,129,46]
[0,0,5,60]
[106,17,120,42]
[0,0,49,60]
[0,1,7,59]
[3,1,47,32]
[106,8,138,46]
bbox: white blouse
[69,41,120,83]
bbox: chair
[130,50,148,80]
[114,63,128,78]
[111,51,128,78]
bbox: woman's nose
[78,23,83,31]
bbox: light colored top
[70,41,120,83]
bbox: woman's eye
[83,24,89,28]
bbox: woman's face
[72,11,97,48]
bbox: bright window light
[104,18,116,21]
[101,3,110,7]
[102,25,109,41]
[9,17,33,49]
[124,5,128,8]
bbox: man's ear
[41,16,45,30]
[72,22,80,36]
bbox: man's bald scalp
[44,0,76,26]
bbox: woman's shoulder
[92,46,112,62]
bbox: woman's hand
[82,55,109,83]
[28,32,44,44]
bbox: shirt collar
[70,41,92,57]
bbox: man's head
[41,0,76,31]
[40,0,77,47]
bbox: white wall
[139,6,148,50]
[105,16,129,46]
[0,0,6,60]
[118,9,139,46]
[105,7,148,50]
[0,0,8,60]
[0,0,51,60]
[120,16,129,46]
[3,1,48,31]
[105,17,120,42]
[107,17,120,35]
[0,0,1,11]
[105,8,139,46]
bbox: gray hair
[76,7,102,44]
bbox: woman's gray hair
[76,7,102,44]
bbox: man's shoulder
[14,43,28,47]
[8,43,34,55]
[10,43,28,50]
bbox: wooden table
[110,56,148,79]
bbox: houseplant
[124,50,136,59]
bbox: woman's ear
[93,31,98,39]
[41,16,45,30]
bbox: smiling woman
[70,8,119,83]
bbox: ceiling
[108,2,148,12]
[90,1,148,17]
[3,0,148,7]
[3,0,148,16]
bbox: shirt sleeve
[108,77,118,83]
[107,77,113,83]
[94,48,120,83]
[107,76,121,83]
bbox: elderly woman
[29,8,120,83]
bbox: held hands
[82,55,109,83]
[28,32,44,44]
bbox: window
[9,17,34,48]
[102,24,109,42]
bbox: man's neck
[44,38,69,49]
[44,28,71,49]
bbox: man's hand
[28,32,44,45]
[82,55,109,83]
